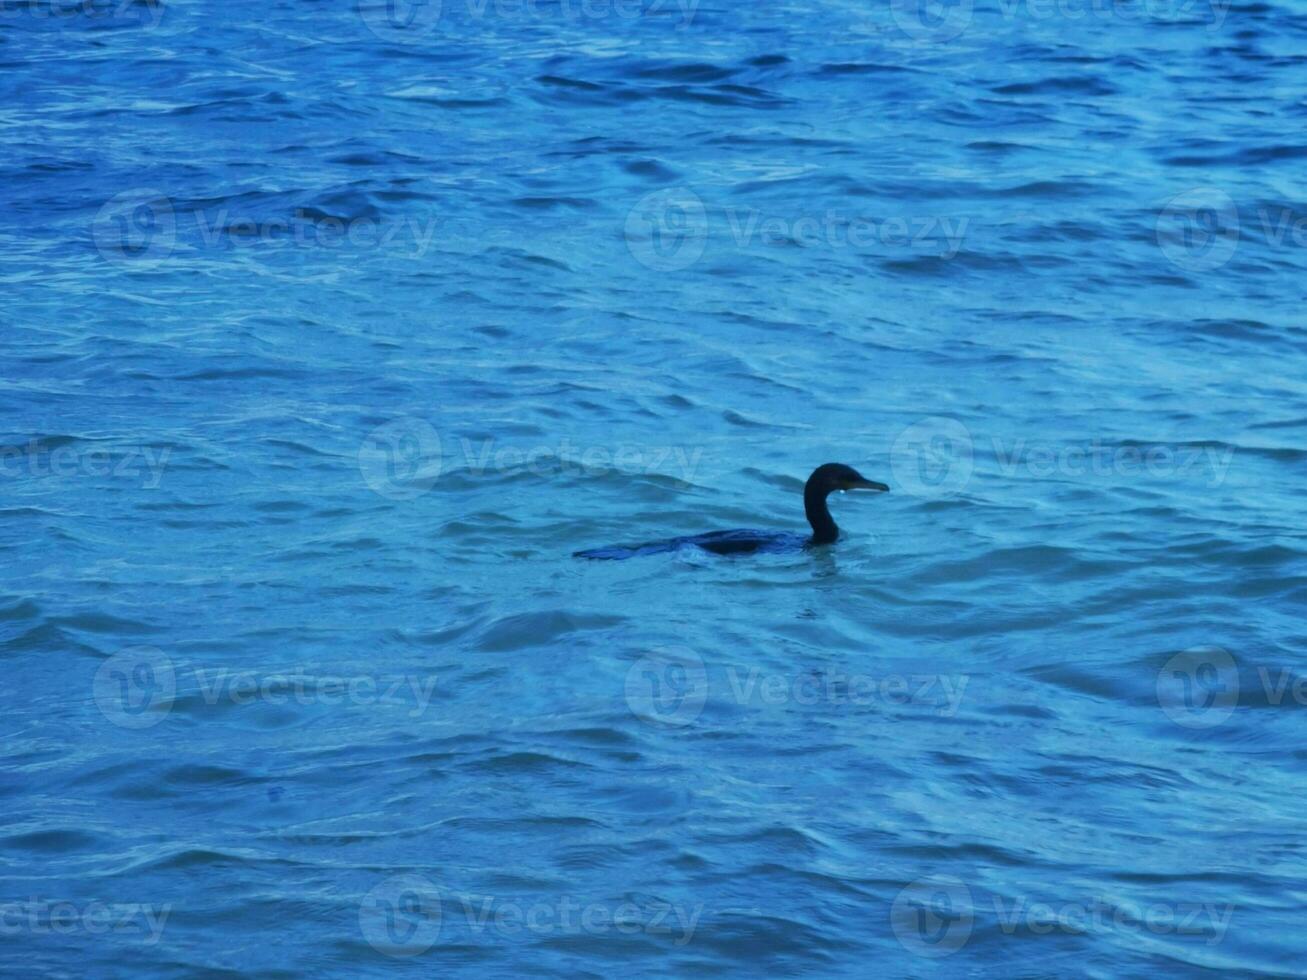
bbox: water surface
[3,0,1306,975]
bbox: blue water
[4,0,1307,975]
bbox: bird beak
[846,478,889,492]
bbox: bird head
[807,462,890,496]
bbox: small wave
[475,611,625,652]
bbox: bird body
[573,463,888,560]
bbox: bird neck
[804,484,839,544]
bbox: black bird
[573,463,889,559]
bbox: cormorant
[573,463,888,559]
